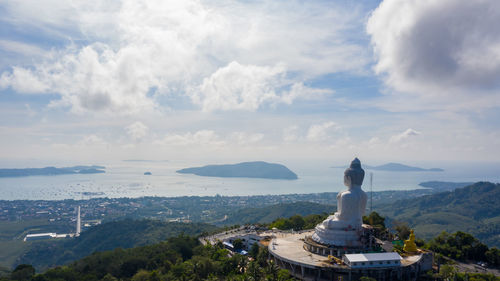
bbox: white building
[24,233,57,241]
[228,233,262,249]
[343,252,402,268]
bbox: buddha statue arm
[360,192,367,216]
[336,192,342,215]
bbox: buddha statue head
[344,157,364,188]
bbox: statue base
[311,225,363,247]
[309,224,373,250]
[303,227,374,258]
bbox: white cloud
[306,121,340,142]
[0,67,49,93]
[367,0,500,109]
[192,61,331,111]
[125,121,148,141]
[0,0,367,114]
[0,40,45,57]
[283,126,299,142]
[77,134,107,146]
[154,129,265,147]
[368,137,380,146]
[154,130,225,146]
[193,62,286,111]
[229,132,264,145]
[389,128,421,144]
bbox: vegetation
[425,231,500,266]
[362,211,386,229]
[0,235,295,281]
[17,220,217,271]
[176,161,298,180]
[268,213,327,231]
[377,182,500,247]
[223,201,332,226]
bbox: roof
[26,233,56,237]
[344,252,402,262]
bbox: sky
[1,0,500,166]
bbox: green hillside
[1,235,294,281]
[16,219,217,271]
[221,201,333,226]
[377,182,500,247]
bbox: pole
[370,172,373,212]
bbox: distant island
[418,181,474,191]
[334,162,443,172]
[0,165,106,178]
[365,163,443,172]
[176,161,298,180]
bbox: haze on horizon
[1,0,499,165]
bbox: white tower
[76,206,81,237]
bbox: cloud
[283,126,299,142]
[154,129,266,147]
[389,128,421,144]
[368,137,380,146]
[0,0,367,114]
[192,61,332,111]
[77,134,107,146]
[306,121,340,142]
[0,40,45,57]
[154,130,225,146]
[125,121,148,141]
[229,132,264,145]
[0,67,50,93]
[367,0,500,109]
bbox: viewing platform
[268,230,433,281]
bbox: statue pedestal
[311,224,363,247]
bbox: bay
[0,160,499,200]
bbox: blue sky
[0,0,499,165]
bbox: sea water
[0,160,499,200]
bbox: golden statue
[403,230,418,253]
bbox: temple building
[268,158,433,281]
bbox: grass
[0,240,28,268]
[0,219,73,269]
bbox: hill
[0,165,105,177]
[2,234,292,281]
[376,182,500,247]
[418,181,474,191]
[16,219,217,270]
[177,161,298,180]
[221,201,333,226]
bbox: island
[364,163,443,172]
[176,161,298,180]
[418,181,474,191]
[144,172,152,175]
[0,165,106,178]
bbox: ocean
[0,160,499,200]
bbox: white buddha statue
[311,158,368,247]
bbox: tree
[439,265,456,280]
[485,247,500,266]
[289,215,305,230]
[233,239,244,251]
[101,273,119,281]
[10,264,35,281]
[249,242,260,259]
[362,212,386,229]
[393,221,411,240]
[247,261,262,281]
